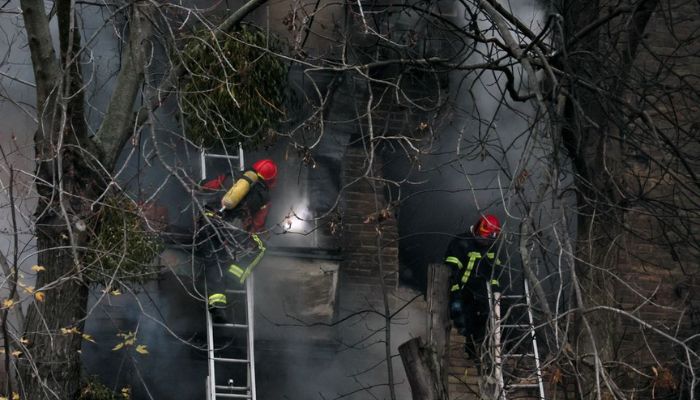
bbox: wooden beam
[398,263,451,400]
[426,263,451,383]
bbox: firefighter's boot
[208,293,229,324]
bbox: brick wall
[447,329,481,399]
[444,2,700,398]
[339,145,399,305]
[612,0,700,396]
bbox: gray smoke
[0,0,570,398]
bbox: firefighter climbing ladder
[200,147,258,400]
[205,281,257,400]
[490,278,546,400]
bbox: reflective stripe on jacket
[444,232,502,296]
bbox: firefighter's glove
[449,300,464,319]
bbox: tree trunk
[560,0,660,396]
[16,0,98,395]
[399,337,449,400]
[19,233,89,399]
[14,0,269,396]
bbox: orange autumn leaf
[550,367,563,385]
[2,299,15,309]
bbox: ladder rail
[201,146,257,400]
[489,285,506,398]
[523,280,546,400]
[494,278,547,400]
[247,275,257,400]
[206,281,217,400]
[206,275,257,400]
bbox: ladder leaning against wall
[200,146,258,400]
[489,278,546,400]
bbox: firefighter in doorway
[198,159,277,322]
[444,214,503,361]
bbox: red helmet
[476,214,501,238]
[252,159,278,181]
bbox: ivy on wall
[180,24,288,150]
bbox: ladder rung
[215,394,251,399]
[213,323,249,329]
[204,153,242,160]
[215,385,249,391]
[225,289,246,294]
[500,295,525,299]
[502,324,530,329]
[213,357,249,364]
[507,383,540,388]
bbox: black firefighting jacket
[444,231,502,303]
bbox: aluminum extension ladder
[200,147,257,400]
[490,278,546,400]
[205,278,257,399]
